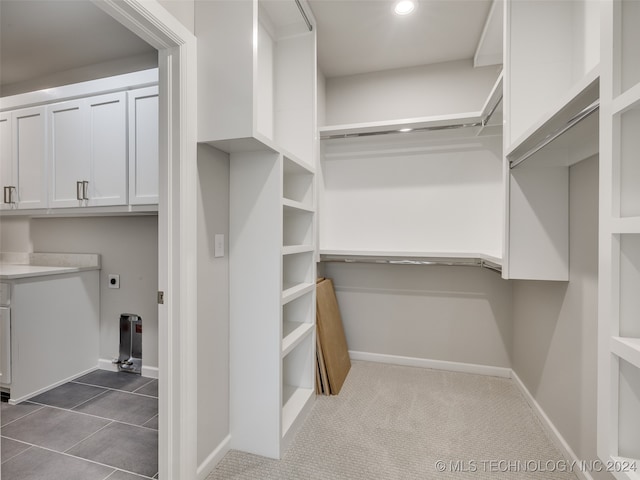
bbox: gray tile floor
[1,371,158,480]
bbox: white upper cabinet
[128,87,159,205]
[0,112,13,210]
[49,93,127,208]
[48,99,90,208]
[86,92,128,207]
[12,107,47,210]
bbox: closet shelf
[611,337,640,370]
[507,65,600,168]
[282,321,314,357]
[611,217,640,234]
[282,245,314,255]
[282,385,314,437]
[319,73,503,141]
[319,250,502,273]
[613,81,640,115]
[282,282,314,305]
[282,199,314,213]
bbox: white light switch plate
[214,234,224,258]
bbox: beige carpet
[208,361,578,479]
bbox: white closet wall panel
[320,135,503,257]
[275,34,315,164]
[325,60,500,126]
[257,19,275,141]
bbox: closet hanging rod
[321,121,484,140]
[295,0,313,32]
[509,99,599,169]
[320,255,502,274]
[320,93,503,140]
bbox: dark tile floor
[1,370,158,480]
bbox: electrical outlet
[108,274,120,289]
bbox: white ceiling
[0,0,156,89]
[0,0,495,89]
[308,0,494,78]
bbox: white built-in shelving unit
[502,0,600,281]
[318,73,504,271]
[197,0,317,459]
[599,0,640,476]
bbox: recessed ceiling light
[394,0,416,16]
[398,128,413,132]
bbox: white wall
[0,53,158,97]
[512,156,611,479]
[317,70,326,127]
[1,216,160,370]
[320,134,503,256]
[325,59,501,125]
[322,262,512,368]
[159,0,195,34]
[196,144,230,467]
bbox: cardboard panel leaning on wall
[30,216,159,372]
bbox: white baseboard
[197,434,231,480]
[141,366,159,379]
[511,370,594,480]
[349,351,512,378]
[9,366,97,405]
[98,359,158,379]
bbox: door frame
[91,1,198,478]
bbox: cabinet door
[128,87,159,205]
[0,306,11,385]
[48,100,89,208]
[13,107,47,209]
[0,112,15,210]
[87,92,127,206]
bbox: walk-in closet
[1,1,639,479]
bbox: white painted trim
[511,370,595,480]
[98,358,120,372]
[348,351,512,378]
[0,69,158,111]
[8,366,97,405]
[142,366,159,379]
[196,435,232,480]
[93,2,199,479]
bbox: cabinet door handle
[77,181,84,201]
[83,181,89,200]
[4,186,16,204]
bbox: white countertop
[0,252,101,280]
[0,264,100,280]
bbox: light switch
[214,234,225,258]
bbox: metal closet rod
[295,0,313,32]
[321,256,502,274]
[509,99,600,169]
[320,93,503,140]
